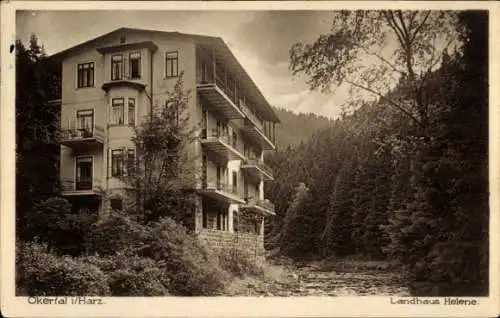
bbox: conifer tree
[16,35,61,239]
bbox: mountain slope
[273,107,334,149]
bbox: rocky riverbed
[227,260,411,297]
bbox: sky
[16,10,348,119]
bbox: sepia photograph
[1,1,498,317]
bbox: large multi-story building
[51,28,280,252]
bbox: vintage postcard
[1,1,499,317]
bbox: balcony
[241,197,276,216]
[241,158,274,181]
[101,79,146,93]
[197,67,245,120]
[61,178,102,196]
[198,181,245,204]
[237,102,275,150]
[200,128,246,162]
[60,126,104,149]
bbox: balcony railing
[243,197,276,215]
[239,102,264,131]
[61,178,102,194]
[60,126,104,146]
[243,157,273,177]
[201,128,246,161]
[210,180,238,196]
[199,179,244,204]
[203,128,239,148]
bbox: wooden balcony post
[225,64,228,91]
[273,123,276,144]
[212,48,216,83]
[234,80,237,104]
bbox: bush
[88,210,148,256]
[83,254,169,296]
[23,197,98,256]
[218,247,264,278]
[16,241,110,296]
[141,217,229,296]
[108,268,168,296]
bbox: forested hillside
[272,107,333,148]
[265,11,488,296]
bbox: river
[228,260,411,296]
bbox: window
[76,156,93,190]
[111,54,123,81]
[232,131,238,148]
[232,171,237,194]
[244,182,249,200]
[233,211,239,233]
[128,98,135,126]
[127,149,135,175]
[77,62,94,88]
[202,210,208,229]
[165,51,178,78]
[111,98,124,125]
[216,208,228,231]
[110,197,123,210]
[111,149,124,177]
[111,148,135,177]
[76,109,94,137]
[129,52,141,79]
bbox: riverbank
[227,257,411,296]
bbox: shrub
[23,197,98,256]
[108,268,168,296]
[82,254,170,296]
[141,217,228,296]
[88,210,148,256]
[218,247,264,278]
[16,241,110,296]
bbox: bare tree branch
[384,11,408,48]
[359,46,407,76]
[395,10,411,42]
[344,79,424,128]
[410,11,431,44]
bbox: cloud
[234,11,333,65]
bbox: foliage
[140,217,228,296]
[290,10,459,132]
[124,72,198,226]
[23,197,97,256]
[88,210,149,257]
[83,254,169,296]
[16,241,110,296]
[265,10,489,296]
[16,35,61,239]
[218,248,264,278]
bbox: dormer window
[129,52,141,79]
[111,54,123,81]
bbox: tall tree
[290,10,459,138]
[16,35,61,239]
[122,72,198,227]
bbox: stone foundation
[198,229,265,263]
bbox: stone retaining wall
[198,229,265,263]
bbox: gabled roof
[50,27,280,123]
